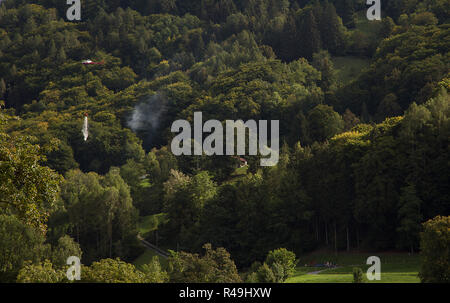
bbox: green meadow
[286,252,421,283]
[332,56,371,84]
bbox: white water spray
[82,116,89,141]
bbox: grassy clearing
[231,166,248,177]
[224,166,249,185]
[138,213,168,237]
[288,274,354,283]
[353,10,383,39]
[298,251,421,266]
[332,56,370,84]
[286,252,421,283]
[329,10,382,85]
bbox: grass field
[332,56,370,84]
[353,10,383,39]
[137,213,168,237]
[329,10,382,85]
[231,166,248,177]
[286,252,421,283]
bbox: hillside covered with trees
[0,0,449,283]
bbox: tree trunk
[316,219,319,241]
[109,222,112,258]
[356,227,360,250]
[346,225,350,252]
[334,222,337,253]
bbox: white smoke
[127,93,168,147]
[82,116,89,141]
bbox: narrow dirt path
[137,234,170,258]
[307,267,340,275]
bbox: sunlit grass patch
[286,252,421,283]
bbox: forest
[0,0,449,283]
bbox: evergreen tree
[298,9,321,60]
[0,78,5,98]
[279,12,300,61]
[419,216,450,283]
[312,50,336,91]
[397,184,423,253]
[380,16,396,38]
[48,40,57,58]
[23,17,36,33]
[335,0,355,28]
[56,48,67,64]
[320,2,344,54]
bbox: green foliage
[0,133,62,232]
[54,168,141,263]
[0,214,49,282]
[265,248,297,282]
[312,51,337,92]
[419,216,450,283]
[352,267,366,283]
[168,243,241,283]
[1,0,449,283]
[307,104,344,141]
[246,248,297,283]
[319,2,346,54]
[82,258,148,283]
[397,185,423,252]
[161,170,216,247]
[254,263,278,283]
[339,24,449,116]
[331,56,370,85]
[16,260,66,283]
[140,256,169,283]
[51,235,82,268]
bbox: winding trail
[307,267,340,275]
[137,234,169,258]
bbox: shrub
[352,267,366,283]
[419,216,450,283]
[265,248,297,282]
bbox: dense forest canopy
[0,0,449,282]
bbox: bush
[140,256,169,283]
[82,258,148,283]
[255,263,277,283]
[246,248,297,283]
[419,216,450,283]
[352,267,366,283]
[17,260,66,283]
[168,244,242,283]
[265,248,297,282]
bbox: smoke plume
[82,116,89,141]
[127,93,168,149]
